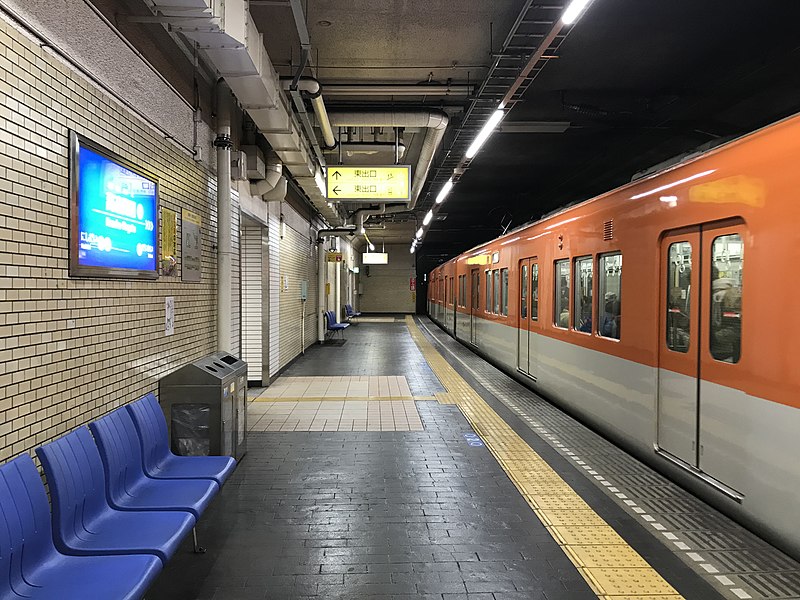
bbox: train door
[517,257,538,379]
[658,228,700,465]
[470,269,479,345]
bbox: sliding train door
[470,269,479,345]
[517,257,538,380]
[658,222,745,479]
[658,228,700,465]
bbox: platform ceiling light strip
[630,169,716,200]
[435,179,454,204]
[423,210,434,226]
[561,0,592,25]
[416,227,424,239]
[465,109,506,159]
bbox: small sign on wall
[410,277,416,291]
[182,209,202,282]
[165,296,174,336]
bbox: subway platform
[148,317,800,600]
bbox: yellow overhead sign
[326,166,411,201]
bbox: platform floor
[149,317,800,600]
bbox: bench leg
[193,527,206,554]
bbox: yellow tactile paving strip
[404,316,683,599]
[258,376,414,399]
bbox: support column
[317,240,326,342]
[215,80,233,353]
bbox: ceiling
[100,0,800,262]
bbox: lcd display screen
[69,132,159,279]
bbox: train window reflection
[501,268,509,316]
[574,257,593,332]
[531,263,539,321]
[710,234,743,363]
[493,269,500,314]
[598,253,622,339]
[554,260,570,328]
[520,265,528,319]
[666,242,692,352]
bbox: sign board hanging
[326,165,411,201]
[182,209,202,282]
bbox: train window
[666,242,692,352]
[493,269,500,314]
[554,260,570,328]
[501,268,509,316]
[485,270,491,312]
[531,263,539,321]
[574,257,593,332]
[710,234,743,363]
[449,278,454,306]
[462,275,467,307]
[520,265,528,319]
[598,253,622,340]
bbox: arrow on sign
[332,186,341,195]
[332,170,341,179]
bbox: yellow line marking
[404,316,683,599]
[250,396,430,402]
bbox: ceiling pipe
[281,77,336,149]
[327,111,449,211]
[250,157,283,197]
[324,84,473,97]
[316,226,357,242]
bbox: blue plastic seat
[89,407,218,519]
[345,304,361,319]
[0,454,161,600]
[36,427,195,564]
[326,310,349,338]
[126,393,236,486]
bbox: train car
[427,112,800,558]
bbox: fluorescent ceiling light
[435,180,453,204]
[423,210,433,226]
[561,0,591,25]
[315,169,326,195]
[410,245,415,254]
[465,109,505,159]
[416,227,424,239]
[362,252,388,265]
[630,169,716,200]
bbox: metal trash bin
[159,352,247,460]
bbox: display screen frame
[69,131,160,280]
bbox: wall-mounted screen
[69,132,159,279]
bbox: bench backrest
[89,408,146,505]
[0,454,57,596]
[126,393,170,473]
[36,428,110,543]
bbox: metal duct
[324,84,473,97]
[250,159,283,197]
[156,0,339,224]
[327,111,449,210]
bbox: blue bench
[344,304,361,322]
[36,427,195,564]
[127,393,236,487]
[0,454,161,600]
[88,407,218,521]
[325,310,349,339]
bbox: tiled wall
[0,14,234,460]
[359,244,416,313]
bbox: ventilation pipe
[250,157,287,202]
[327,111,449,211]
[215,80,234,353]
[282,78,336,149]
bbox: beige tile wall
[0,16,231,460]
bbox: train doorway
[470,269,479,345]
[657,222,745,478]
[517,257,538,380]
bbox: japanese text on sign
[326,166,411,201]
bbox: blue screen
[76,145,157,272]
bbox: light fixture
[561,0,591,25]
[423,210,433,226]
[410,245,415,254]
[435,180,453,204]
[465,109,505,159]
[416,227,424,239]
[368,243,375,251]
[360,226,366,235]
[314,168,326,196]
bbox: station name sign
[326,166,411,201]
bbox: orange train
[427,112,800,558]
